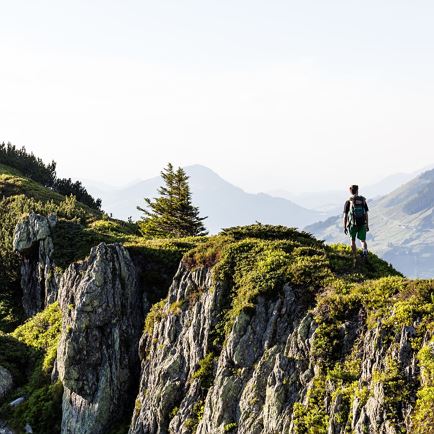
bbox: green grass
[125,236,206,305]
[192,352,215,388]
[182,225,399,339]
[0,163,24,177]
[292,376,329,433]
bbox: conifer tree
[138,163,208,237]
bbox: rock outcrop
[129,263,429,434]
[13,212,58,316]
[129,265,224,433]
[57,243,146,434]
[9,223,428,434]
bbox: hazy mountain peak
[184,164,222,177]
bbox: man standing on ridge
[343,184,369,262]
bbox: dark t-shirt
[344,196,369,214]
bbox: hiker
[343,184,369,259]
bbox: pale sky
[1,1,434,193]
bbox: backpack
[349,195,367,227]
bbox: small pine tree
[138,163,208,238]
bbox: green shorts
[349,225,367,241]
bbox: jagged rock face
[129,265,428,434]
[13,212,58,316]
[57,243,145,434]
[129,265,227,434]
[348,326,416,434]
[129,264,315,434]
[0,366,13,401]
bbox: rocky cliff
[126,227,433,433]
[13,212,58,316]
[2,225,433,433]
[128,262,432,433]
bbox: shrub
[192,352,215,388]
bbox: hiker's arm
[364,199,369,230]
[343,213,348,232]
[343,201,349,231]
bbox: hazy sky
[1,1,434,193]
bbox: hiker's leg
[351,237,357,266]
[359,227,368,255]
[351,238,357,256]
[348,227,357,255]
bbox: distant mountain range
[87,165,429,232]
[86,165,325,233]
[306,168,434,278]
[268,166,434,214]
